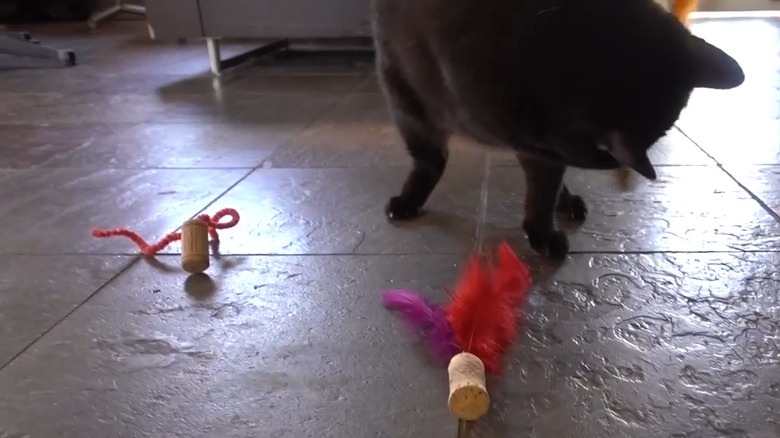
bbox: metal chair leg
[0,33,76,66]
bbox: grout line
[192,82,360,216]
[183,168,256,221]
[7,167,259,172]
[0,79,362,370]
[490,162,720,168]
[1,249,777,258]
[565,250,768,255]
[86,79,369,241]
[474,155,492,254]
[0,165,433,172]
[256,74,373,170]
[677,128,780,224]
[0,256,141,372]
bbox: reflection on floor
[0,16,778,438]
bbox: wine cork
[447,352,490,421]
[181,219,210,273]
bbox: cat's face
[605,35,744,180]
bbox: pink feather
[381,289,460,364]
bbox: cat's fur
[373,0,744,258]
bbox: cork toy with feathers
[382,242,533,422]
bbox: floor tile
[0,67,225,96]
[489,127,714,167]
[0,255,131,367]
[0,255,465,438]
[247,48,376,76]
[482,166,780,253]
[0,124,114,169]
[0,168,247,255]
[210,166,485,255]
[267,93,488,168]
[354,74,382,94]
[1,253,776,437]
[725,165,780,214]
[263,93,408,168]
[0,69,368,99]
[0,92,341,126]
[678,113,780,166]
[229,73,369,96]
[677,18,780,165]
[645,127,715,165]
[38,122,304,169]
[479,252,780,438]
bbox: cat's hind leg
[380,67,450,220]
[517,155,570,258]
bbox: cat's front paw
[385,196,423,221]
[557,194,588,222]
[524,221,569,259]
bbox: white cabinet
[198,0,372,39]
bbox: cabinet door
[198,0,372,38]
[146,0,203,40]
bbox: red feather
[446,242,532,374]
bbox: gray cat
[373,0,744,258]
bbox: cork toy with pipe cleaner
[91,208,240,274]
[381,242,532,422]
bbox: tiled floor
[1,16,779,438]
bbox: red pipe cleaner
[91,208,240,256]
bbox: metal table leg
[205,38,290,76]
[88,0,146,28]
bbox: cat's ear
[690,36,745,90]
[608,132,657,180]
